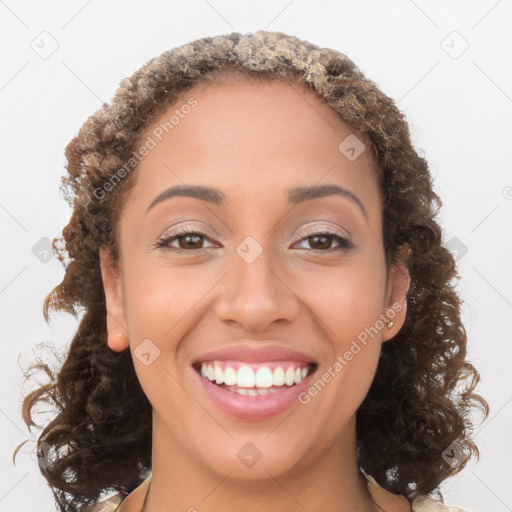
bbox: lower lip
[193,367,316,421]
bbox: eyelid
[159,223,216,240]
[292,224,353,252]
[294,223,350,240]
[158,222,350,243]
[155,221,354,254]
[157,224,217,245]
[294,221,354,247]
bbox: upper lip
[192,344,317,365]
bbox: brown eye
[175,233,203,250]
[308,234,334,250]
[294,229,353,252]
[155,227,353,254]
[156,227,217,253]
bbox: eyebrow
[288,184,366,217]
[145,183,366,218]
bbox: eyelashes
[155,226,216,253]
[155,225,354,254]
[295,229,353,252]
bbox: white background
[1,1,511,511]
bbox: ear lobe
[100,247,129,351]
[382,254,411,342]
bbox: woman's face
[101,76,409,481]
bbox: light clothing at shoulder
[80,493,123,512]
[364,474,469,512]
[81,473,470,512]
[411,494,469,512]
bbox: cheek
[121,265,200,424]
[292,257,387,339]
[123,262,207,340]
[314,269,383,382]
[120,263,191,391]
[294,255,386,399]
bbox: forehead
[126,75,380,215]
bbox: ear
[382,246,411,342]
[99,247,130,351]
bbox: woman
[16,30,488,512]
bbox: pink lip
[192,344,316,364]
[191,343,318,421]
[193,366,317,421]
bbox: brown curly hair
[15,30,488,511]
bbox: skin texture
[100,76,410,512]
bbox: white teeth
[272,366,285,386]
[214,364,224,385]
[226,385,277,396]
[285,367,295,386]
[237,365,255,387]
[198,361,312,390]
[255,367,273,388]
[224,366,237,385]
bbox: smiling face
[100,74,410,487]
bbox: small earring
[386,321,394,329]
[107,332,128,352]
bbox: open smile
[191,344,318,420]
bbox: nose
[213,241,301,332]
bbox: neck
[143,414,378,512]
